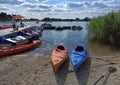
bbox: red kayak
[0,40,41,57]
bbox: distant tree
[7,14,12,20]
[83,17,90,21]
[0,12,13,21]
[0,12,7,21]
[41,17,91,22]
[42,17,51,22]
[75,18,80,21]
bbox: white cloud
[67,2,84,8]
[36,0,48,1]
[0,7,8,11]
[38,4,53,9]
[27,9,51,12]
[22,3,36,8]
[92,1,108,8]
[0,0,24,5]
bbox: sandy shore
[0,52,120,85]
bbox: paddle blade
[109,61,118,64]
[108,66,117,73]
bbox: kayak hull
[0,40,41,57]
[70,46,87,72]
[50,45,68,72]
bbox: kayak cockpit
[75,46,84,51]
[57,45,65,50]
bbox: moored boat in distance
[50,44,68,72]
[69,45,87,72]
[41,22,52,27]
[40,22,55,30]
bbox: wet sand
[0,51,120,85]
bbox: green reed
[88,11,120,49]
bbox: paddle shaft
[93,67,116,85]
[93,71,108,85]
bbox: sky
[0,0,120,19]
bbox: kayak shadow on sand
[54,59,70,85]
[75,57,91,85]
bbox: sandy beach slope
[0,53,120,85]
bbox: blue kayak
[70,46,87,72]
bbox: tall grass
[88,11,120,49]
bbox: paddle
[96,57,118,64]
[93,66,117,85]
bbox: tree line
[0,12,13,21]
[0,12,90,22]
[41,17,90,22]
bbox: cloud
[22,3,36,8]
[27,9,51,12]
[36,0,48,1]
[53,5,70,12]
[92,2,108,8]
[54,9,65,12]
[67,1,108,9]
[0,0,24,5]
[0,7,8,11]
[22,3,53,10]
[84,2,91,8]
[38,4,52,9]
[67,2,84,8]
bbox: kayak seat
[75,46,84,51]
[57,45,65,50]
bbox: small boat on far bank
[50,44,68,72]
[0,40,41,57]
[69,45,87,72]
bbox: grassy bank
[88,11,120,49]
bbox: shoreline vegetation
[0,12,90,22]
[88,11,120,49]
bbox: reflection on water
[31,28,88,54]
[27,21,89,55]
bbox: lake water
[0,21,118,56]
[31,21,89,55]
